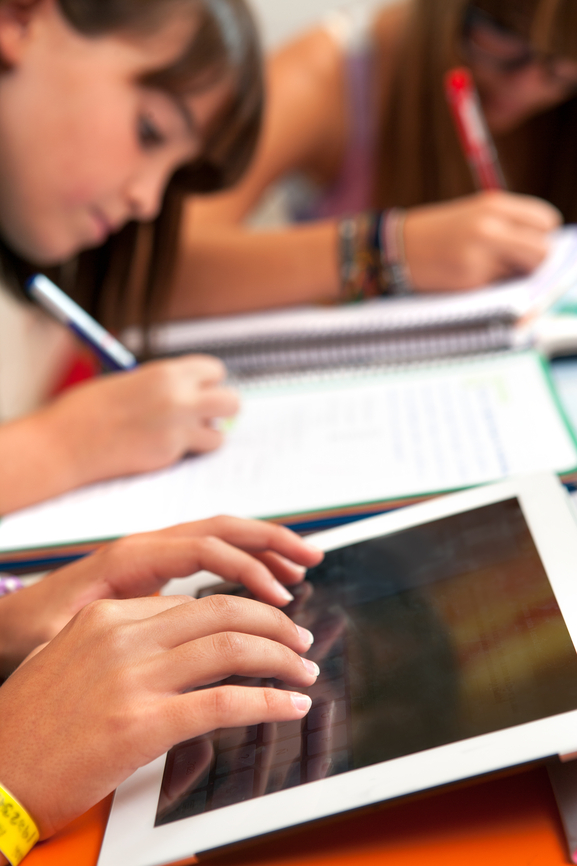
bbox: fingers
[477,190,561,232]
[160,686,312,748]
[134,517,323,605]
[151,592,314,654]
[192,387,240,421]
[253,550,308,588]
[161,631,319,692]
[471,212,551,276]
[158,516,323,569]
[202,517,324,568]
[166,354,228,386]
[85,519,322,608]
[100,535,300,606]
[187,424,225,453]
[184,388,240,453]
[495,226,552,275]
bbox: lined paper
[0,352,575,553]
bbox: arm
[0,356,239,514]
[167,8,561,319]
[170,195,561,321]
[168,25,349,318]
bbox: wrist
[337,210,414,302]
[0,781,40,865]
[378,209,413,295]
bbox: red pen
[445,67,507,191]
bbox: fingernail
[296,625,314,647]
[305,543,323,554]
[277,585,295,603]
[301,658,320,677]
[290,693,312,714]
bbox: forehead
[115,7,199,76]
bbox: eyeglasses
[462,5,577,92]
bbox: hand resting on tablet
[0,516,322,679]
[0,519,322,849]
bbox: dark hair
[375,0,577,222]
[3,0,263,330]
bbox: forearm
[0,410,78,515]
[168,221,340,319]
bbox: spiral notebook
[125,227,577,379]
[1,350,577,572]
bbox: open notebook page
[123,228,577,357]
[0,351,576,553]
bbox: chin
[8,233,84,267]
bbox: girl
[0,6,323,855]
[168,0,572,318]
[0,516,324,857]
[0,0,262,514]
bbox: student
[0,516,323,857]
[168,0,573,318]
[0,0,262,515]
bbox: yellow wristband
[0,784,39,866]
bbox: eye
[138,114,165,149]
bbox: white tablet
[99,473,577,866]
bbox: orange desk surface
[24,766,572,866]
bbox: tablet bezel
[98,472,577,866]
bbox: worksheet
[0,351,575,553]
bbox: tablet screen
[156,498,577,826]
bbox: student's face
[0,0,232,264]
[464,12,577,134]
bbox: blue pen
[26,274,138,372]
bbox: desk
[25,767,570,866]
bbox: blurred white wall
[247,0,390,48]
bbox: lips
[88,207,124,243]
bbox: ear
[0,0,45,67]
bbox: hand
[0,593,318,839]
[44,354,239,481]
[0,517,323,677]
[404,191,561,291]
[0,355,239,513]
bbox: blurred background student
[0,0,262,514]
[173,0,574,318]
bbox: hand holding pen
[396,66,560,292]
[0,277,239,515]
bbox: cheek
[480,66,566,110]
[49,112,139,205]
[476,68,572,134]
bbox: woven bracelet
[0,577,23,598]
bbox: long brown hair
[376,0,577,220]
[2,0,263,331]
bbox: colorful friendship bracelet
[0,577,23,598]
[379,208,413,296]
[0,784,39,866]
[338,209,413,302]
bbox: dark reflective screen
[156,498,577,826]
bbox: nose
[124,162,171,223]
